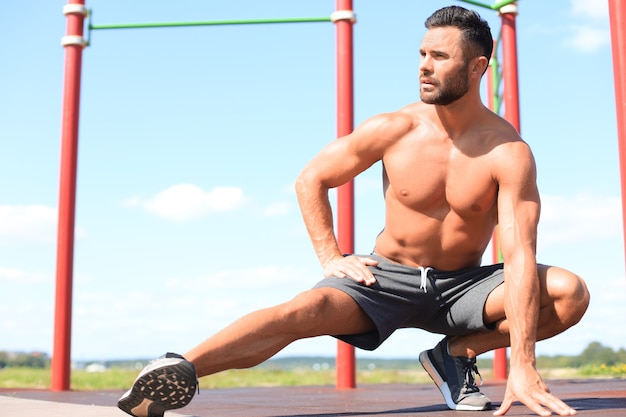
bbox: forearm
[295,175,343,267]
[503,253,540,367]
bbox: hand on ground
[493,365,576,416]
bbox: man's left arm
[493,141,576,417]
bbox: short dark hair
[425,6,493,64]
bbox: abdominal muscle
[373,202,497,271]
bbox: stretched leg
[185,287,375,377]
[118,287,374,417]
[449,264,590,357]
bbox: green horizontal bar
[458,0,494,9]
[458,0,518,11]
[89,16,331,30]
[490,0,518,11]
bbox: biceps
[301,139,378,189]
[497,188,540,258]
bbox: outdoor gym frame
[52,0,626,393]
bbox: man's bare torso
[373,102,519,270]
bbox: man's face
[419,27,470,106]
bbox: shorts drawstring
[418,266,433,293]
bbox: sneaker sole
[118,360,197,417]
[419,350,489,412]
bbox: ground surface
[1,379,625,416]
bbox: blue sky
[1,0,624,363]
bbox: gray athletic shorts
[312,253,504,351]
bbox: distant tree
[578,341,619,366]
[17,352,49,368]
[0,351,49,368]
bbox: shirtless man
[118,6,589,417]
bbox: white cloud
[570,0,608,21]
[165,264,312,291]
[565,25,611,53]
[124,183,246,221]
[538,192,622,246]
[564,0,610,53]
[263,201,291,217]
[0,205,57,244]
[0,267,50,284]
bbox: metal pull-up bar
[461,0,517,10]
[53,0,356,391]
[86,16,334,46]
[91,17,333,29]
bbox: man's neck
[434,94,485,139]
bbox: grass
[0,365,622,391]
[579,363,626,378]
[0,366,433,390]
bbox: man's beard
[420,65,470,106]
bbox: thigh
[483,264,580,324]
[288,287,376,337]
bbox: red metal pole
[486,39,501,266]
[333,0,356,389]
[493,3,522,381]
[487,39,507,382]
[609,0,626,273]
[486,42,496,112]
[486,40,503,269]
[52,0,87,391]
[501,6,521,130]
[486,42,507,380]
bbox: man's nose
[419,56,432,74]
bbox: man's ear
[471,56,489,76]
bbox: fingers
[538,394,577,416]
[323,256,378,285]
[494,389,576,416]
[493,391,513,416]
[358,256,380,266]
[494,398,552,417]
[524,401,553,417]
[492,403,510,416]
[523,388,577,416]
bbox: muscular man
[118,6,589,417]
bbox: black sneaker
[419,338,491,411]
[117,352,199,417]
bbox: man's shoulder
[358,104,421,139]
[481,111,530,150]
[379,102,434,132]
[485,122,536,181]
[397,101,430,118]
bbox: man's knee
[543,266,590,327]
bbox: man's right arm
[294,111,413,283]
[294,162,344,272]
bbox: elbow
[295,167,324,202]
[295,169,311,201]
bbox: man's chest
[383,145,498,217]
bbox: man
[118,5,589,417]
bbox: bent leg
[449,264,590,357]
[184,287,375,377]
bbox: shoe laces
[462,359,483,394]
